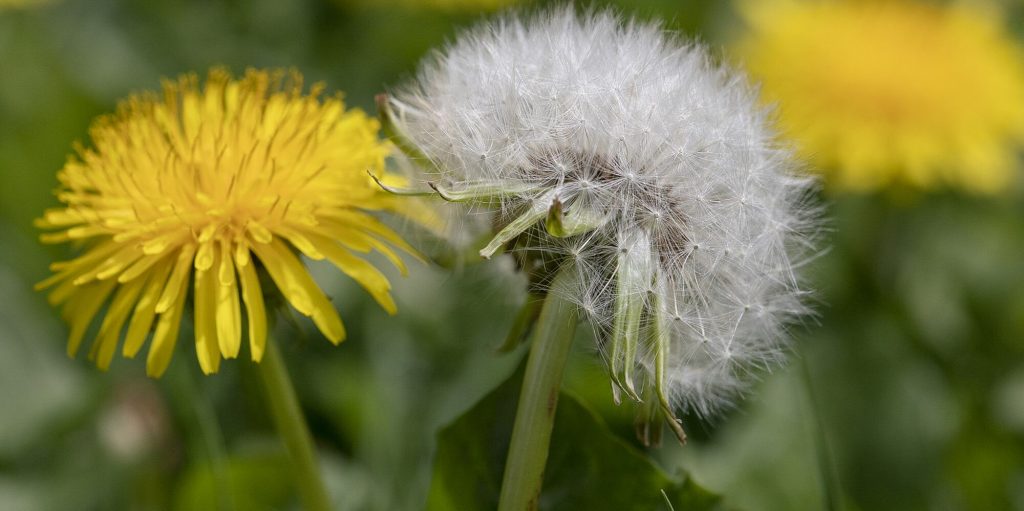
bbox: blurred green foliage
[1,1,1023,510]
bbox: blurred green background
[1,1,1023,510]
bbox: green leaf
[426,367,726,511]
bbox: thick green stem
[258,337,332,511]
[498,268,580,511]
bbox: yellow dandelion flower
[37,68,427,377]
[736,0,1024,193]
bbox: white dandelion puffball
[387,7,819,429]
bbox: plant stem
[800,356,841,511]
[166,359,236,511]
[498,268,580,511]
[258,336,333,511]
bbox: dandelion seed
[386,7,819,434]
[37,68,427,377]
[737,0,1024,193]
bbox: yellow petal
[307,233,397,315]
[216,240,242,359]
[237,254,267,362]
[35,208,86,228]
[247,221,273,244]
[377,194,445,234]
[76,246,143,284]
[90,275,148,370]
[124,258,174,358]
[250,238,345,344]
[156,244,197,313]
[46,239,120,275]
[277,227,325,260]
[141,231,184,255]
[193,248,222,375]
[322,210,422,262]
[40,224,108,244]
[322,223,408,276]
[234,239,251,267]
[47,277,83,307]
[64,279,118,358]
[146,262,190,378]
[194,239,216,271]
[34,271,68,293]
[249,238,313,315]
[324,225,373,252]
[118,253,165,283]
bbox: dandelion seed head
[390,7,819,420]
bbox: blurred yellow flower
[737,0,1024,192]
[37,68,425,377]
[337,0,517,13]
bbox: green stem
[166,359,235,511]
[258,336,332,511]
[189,369,236,511]
[800,356,841,511]
[498,267,580,511]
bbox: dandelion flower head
[38,68,423,377]
[387,8,818,428]
[737,0,1024,193]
